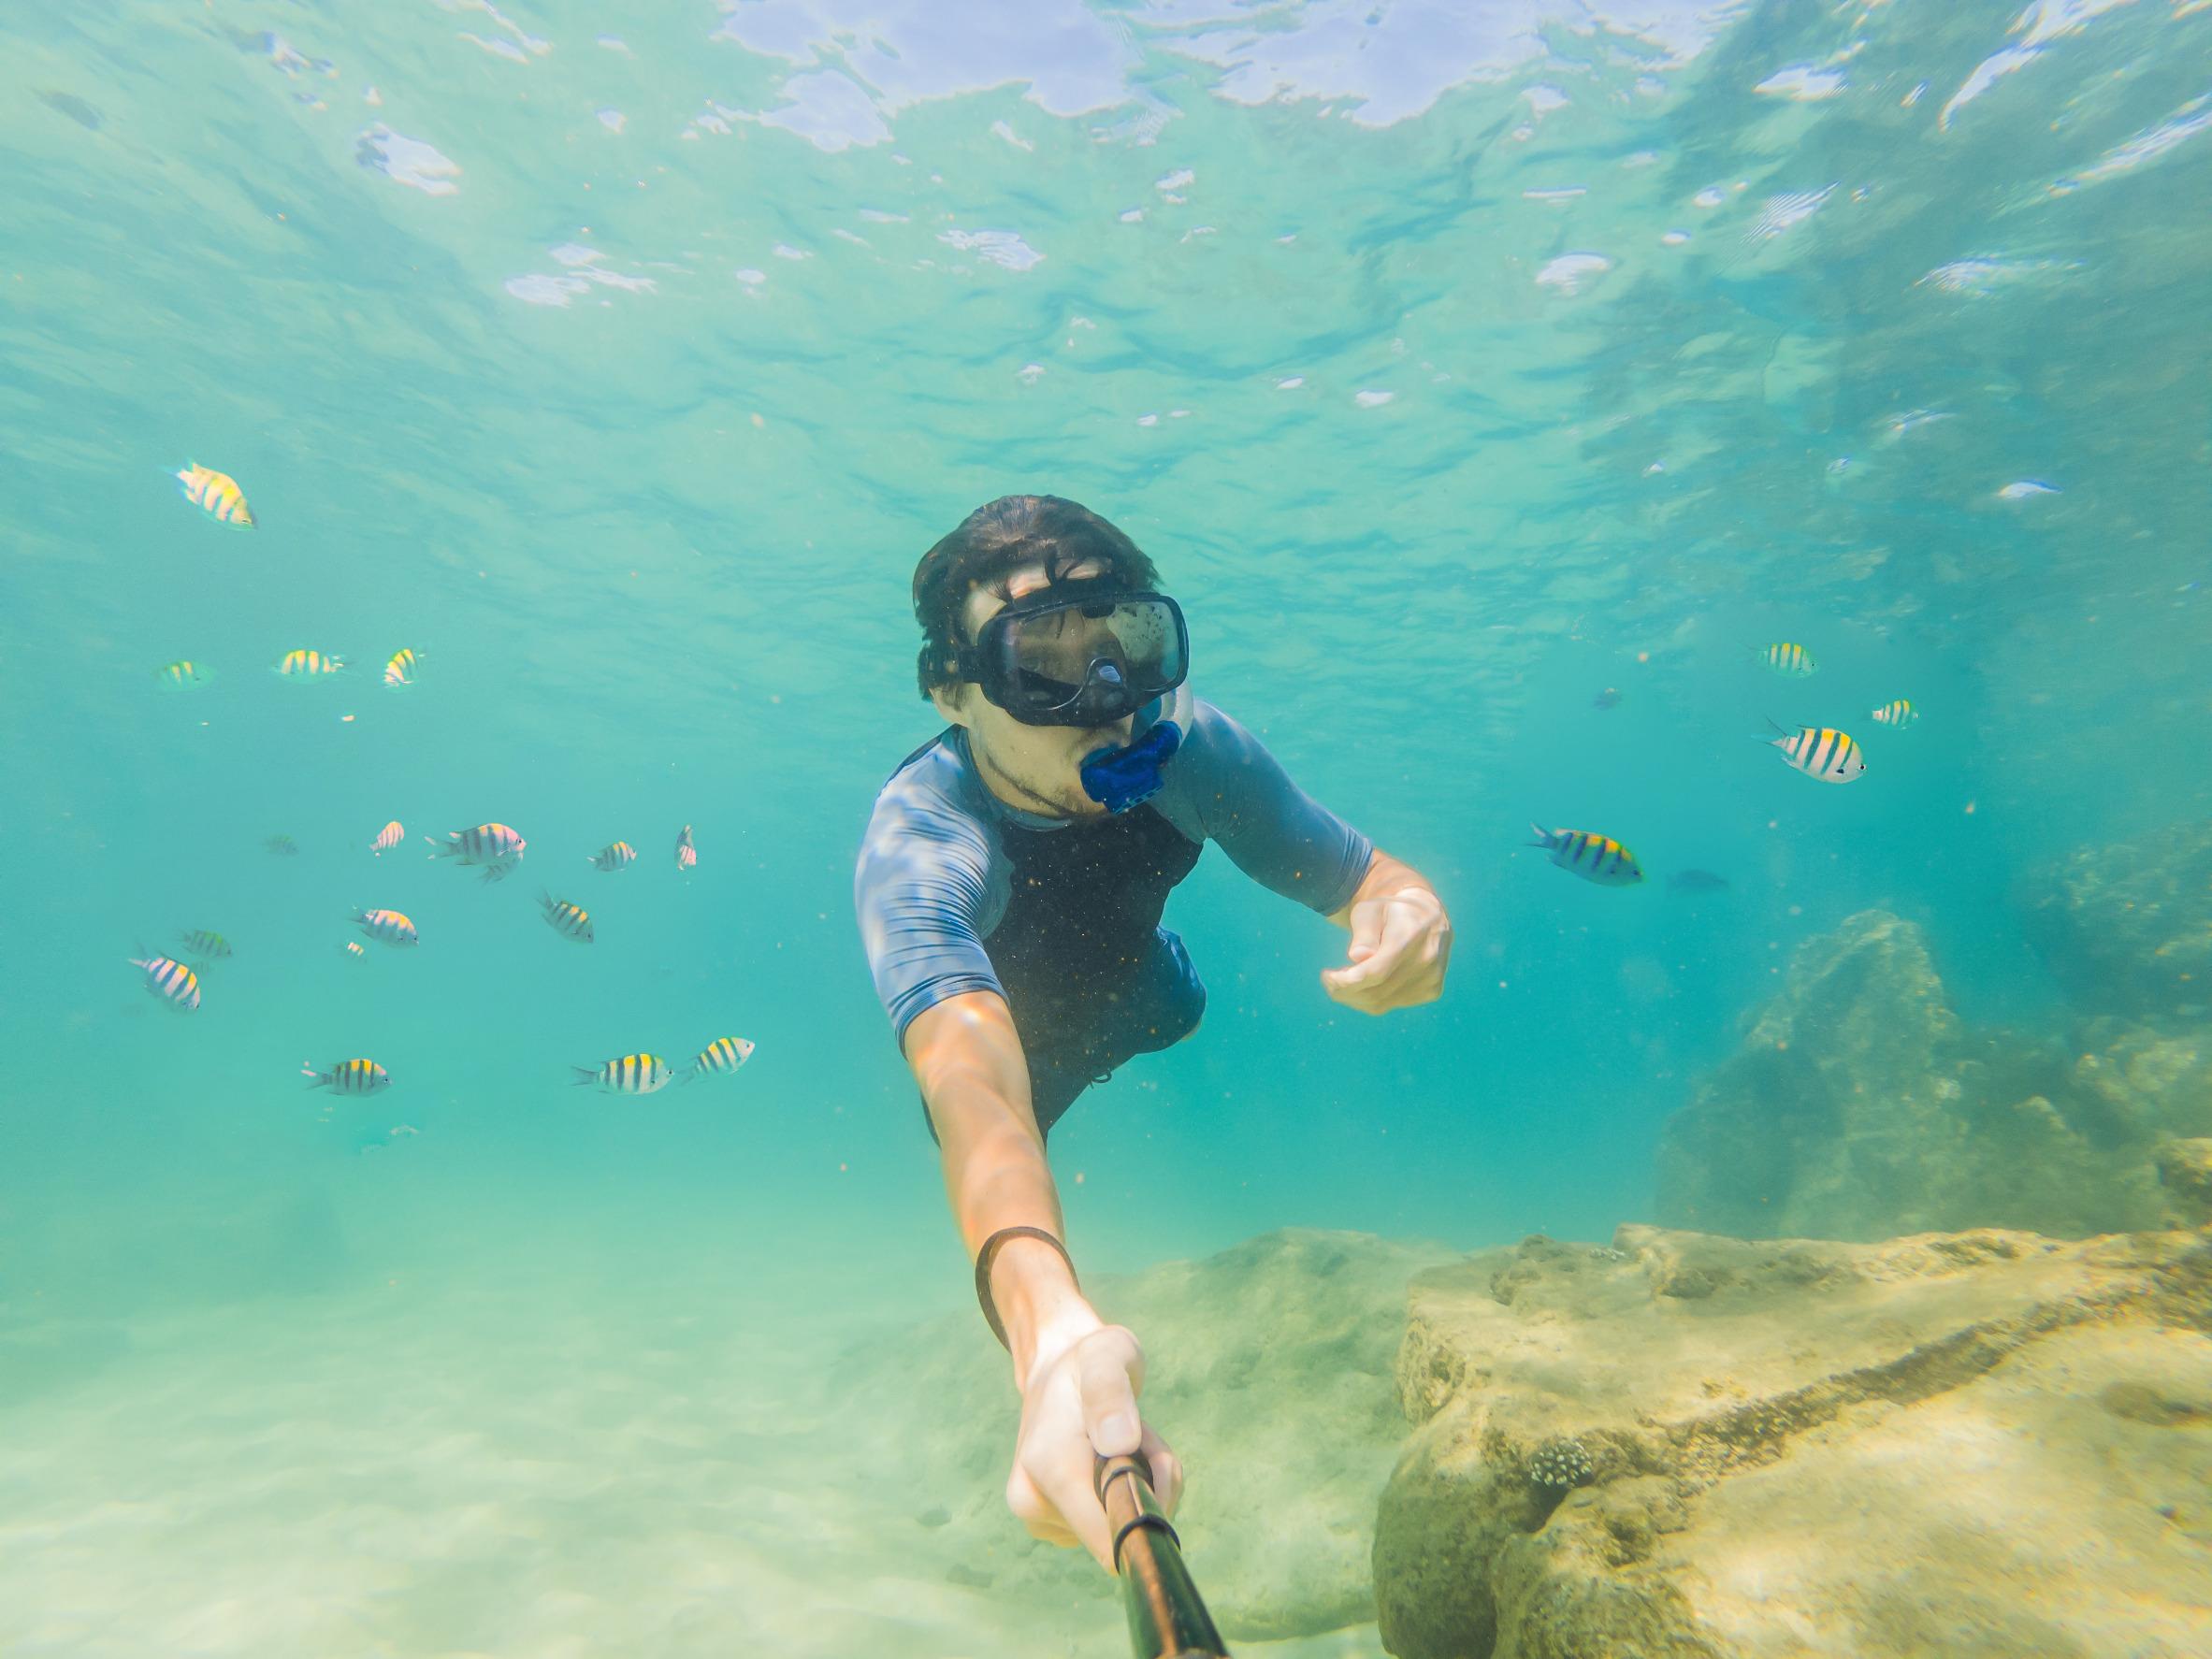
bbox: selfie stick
[1095,1451,1230,1659]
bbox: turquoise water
[4,1,2210,1652]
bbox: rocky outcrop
[2025,818,2212,1021]
[1657,910,2212,1240]
[1372,1225,2212,1659]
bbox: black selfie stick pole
[1095,1451,1230,1659]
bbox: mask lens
[981,592,1188,723]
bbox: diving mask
[953,582,1189,729]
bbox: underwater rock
[2025,818,2212,1020]
[1372,1224,2212,1659]
[1656,910,2211,1240]
[2158,1138,2212,1229]
[837,1227,1453,1641]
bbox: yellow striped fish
[1767,721,1867,783]
[427,823,527,883]
[274,648,345,679]
[155,659,216,691]
[173,462,254,527]
[588,840,636,872]
[302,1057,391,1096]
[686,1036,755,1083]
[675,823,697,872]
[130,953,202,1012]
[571,1053,673,1095]
[351,907,419,946]
[1871,699,1918,729]
[1754,642,1816,677]
[539,892,595,944]
[178,929,233,959]
[383,647,420,688]
[342,941,367,959]
[1526,824,1644,887]
[370,820,405,856]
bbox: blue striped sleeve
[853,760,1005,1048]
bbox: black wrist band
[974,1225,1077,1350]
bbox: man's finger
[1078,1329,1146,1455]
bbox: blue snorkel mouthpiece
[1080,717,1182,814]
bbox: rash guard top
[853,687,1374,1099]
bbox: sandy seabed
[0,1248,1386,1659]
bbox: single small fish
[1766,721,1866,783]
[178,928,233,959]
[274,648,345,679]
[686,1035,755,1083]
[265,833,299,856]
[174,461,254,527]
[571,1053,673,1095]
[1755,642,1816,677]
[370,820,405,856]
[539,892,595,944]
[383,647,420,688]
[342,941,367,959]
[1870,699,1918,729]
[1592,686,1622,710]
[351,907,419,947]
[1667,869,1731,894]
[1526,824,1644,887]
[155,659,216,691]
[131,953,201,1012]
[427,823,527,883]
[675,824,697,873]
[587,840,637,872]
[302,1057,392,1096]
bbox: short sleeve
[853,765,1005,1047]
[1165,699,1373,915]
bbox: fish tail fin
[1758,715,1790,742]
[302,1062,328,1089]
[1526,821,1553,847]
[571,1066,600,1088]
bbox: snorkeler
[853,495,1452,1572]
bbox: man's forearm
[904,991,1103,1384]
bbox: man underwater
[853,495,1452,1569]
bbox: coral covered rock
[1657,911,2210,1240]
[1372,1225,2212,1659]
[2025,818,2212,1020]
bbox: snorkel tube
[1096,1451,1229,1658]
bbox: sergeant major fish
[178,929,233,959]
[351,907,418,946]
[383,647,420,688]
[1871,699,1918,729]
[571,1053,673,1095]
[370,820,405,855]
[1754,642,1816,677]
[1766,721,1866,783]
[674,824,697,873]
[426,822,526,882]
[1526,824,1644,887]
[131,953,202,1011]
[587,840,636,872]
[173,462,254,527]
[274,648,345,680]
[156,660,216,691]
[686,1036,755,1083]
[539,893,595,944]
[302,1057,391,1096]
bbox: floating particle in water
[1745,184,1834,243]
[1693,184,1727,208]
[1155,167,1193,193]
[1277,376,1306,390]
[597,108,626,135]
[1535,252,1611,294]
[1997,479,2060,500]
[356,124,460,195]
[939,227,1044,271]
[1353,389,1395,408]
[1593,687,1621,710]
[1754,65,1844,100]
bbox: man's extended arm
[903,988,1185,1572]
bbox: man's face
[932,558,1135,820]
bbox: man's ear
[928,680,974,728]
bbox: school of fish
[1535,639,1916,890]
[141,476,751,1104]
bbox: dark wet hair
[911,495,1162,697]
